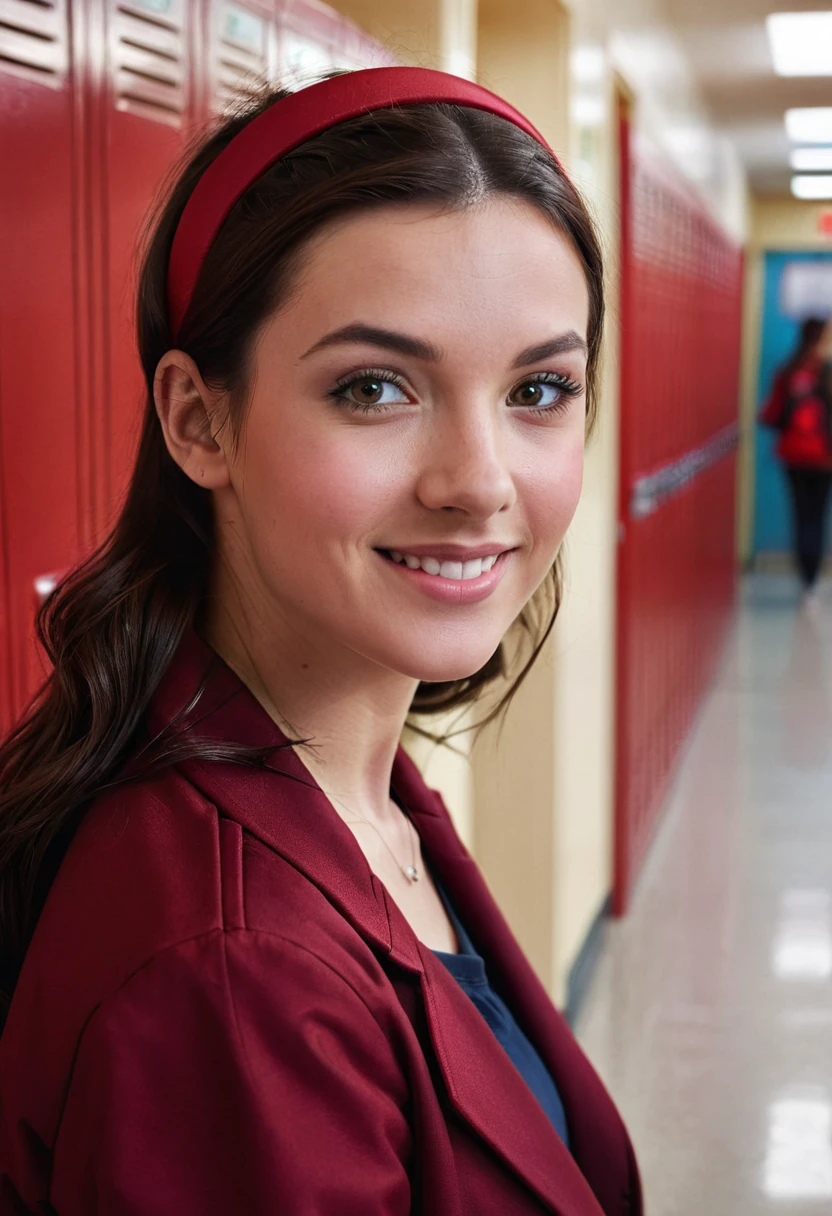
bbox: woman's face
[213,197,590,684]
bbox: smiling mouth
[377,550,504,581]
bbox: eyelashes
[327,368,410,413]
[506,372,584,413]
[327,367,584,415]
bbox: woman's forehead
[278,199,590,353]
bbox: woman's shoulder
[7,771,229,1042]
[2,767,405,1139]
[28,766,379,994]
[0,785,410,1193]
[15,764,398,1035]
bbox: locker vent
[0,0,68,85]
[114,0,186,127]
[212,1,268,113]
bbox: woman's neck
[201,591,419,826]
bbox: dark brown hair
[0,82,604,1016]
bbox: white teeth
[440,561,463,580]
[387,551,502,580]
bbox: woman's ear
[153,351,231,489]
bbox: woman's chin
[395,646,502,687]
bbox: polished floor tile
[576,574,832,1216]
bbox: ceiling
[662,0,832,195]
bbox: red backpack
[765,360,832,468]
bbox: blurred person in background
[0,69,641,1215]
[761,315,832,602]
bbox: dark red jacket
[0,630,641,1215]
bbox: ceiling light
[767,13,832,76]
[571,46,605,84]
[571,95,604,127]
[786,108,832,143]
[792,175,832,200]
[791,147,832,171]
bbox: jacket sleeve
[50,931,412,1215]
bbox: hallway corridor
[576,574,832,1215]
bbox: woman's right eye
[328,371,411,412]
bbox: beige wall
[333,0,477,77]
[330,0,748,1004]
[476,0,747,1002]
[472,0,576,999]
[752,197,832,251]
[477,0,570,153]
[336,0,481,855]
[568,0,748,242]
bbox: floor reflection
[771,890,832,982]
[763,1088,832,1200]
[576,574,832,1215]
[780,606,832,768]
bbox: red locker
[0,0,82,731]
[206,0,275,115]
[89,0,198,535]
[0,0,392,735]
[277,0,395,76]
[614,113,743,915]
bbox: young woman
[0,68,641,1214]
[761,315,832,597]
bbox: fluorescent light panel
[571,46,604,85]
[767,13,832,76]
[792,175,832,199]
[786,108,832,143]
[791,147,832,171]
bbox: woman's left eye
[508,374,582,413]
[329,371,411,413]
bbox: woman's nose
[415,408,517,518]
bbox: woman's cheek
[528,440,585,543]
[270,445,393,550]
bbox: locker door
[0,303,10,734]
[0,0,80,729]
[207,0,273,115]
[613,116,742,915]
[93,0,196,535]
[753,251,832,557]
[276,0,395,79]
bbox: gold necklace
[333,794,421,884]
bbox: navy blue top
[431,881,571,1151]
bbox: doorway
[753,251,832,558]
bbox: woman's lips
[376,548,511,605]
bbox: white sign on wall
[780,259,832,319]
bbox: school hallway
[576,573,832,1216]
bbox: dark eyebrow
[300,322,588,367]
[300,324,443,363]
[511,331,588,367]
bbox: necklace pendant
[404,864,420,883]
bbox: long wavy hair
[0,82,604,1018]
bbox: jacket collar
[147,629,625,1215]
[147,627,400,960]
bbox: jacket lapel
[377,876,604,1215]
[148,629,395,956]
[392,750,639,1216]
[147,631,625,1215]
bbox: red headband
[167,66,555,339]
